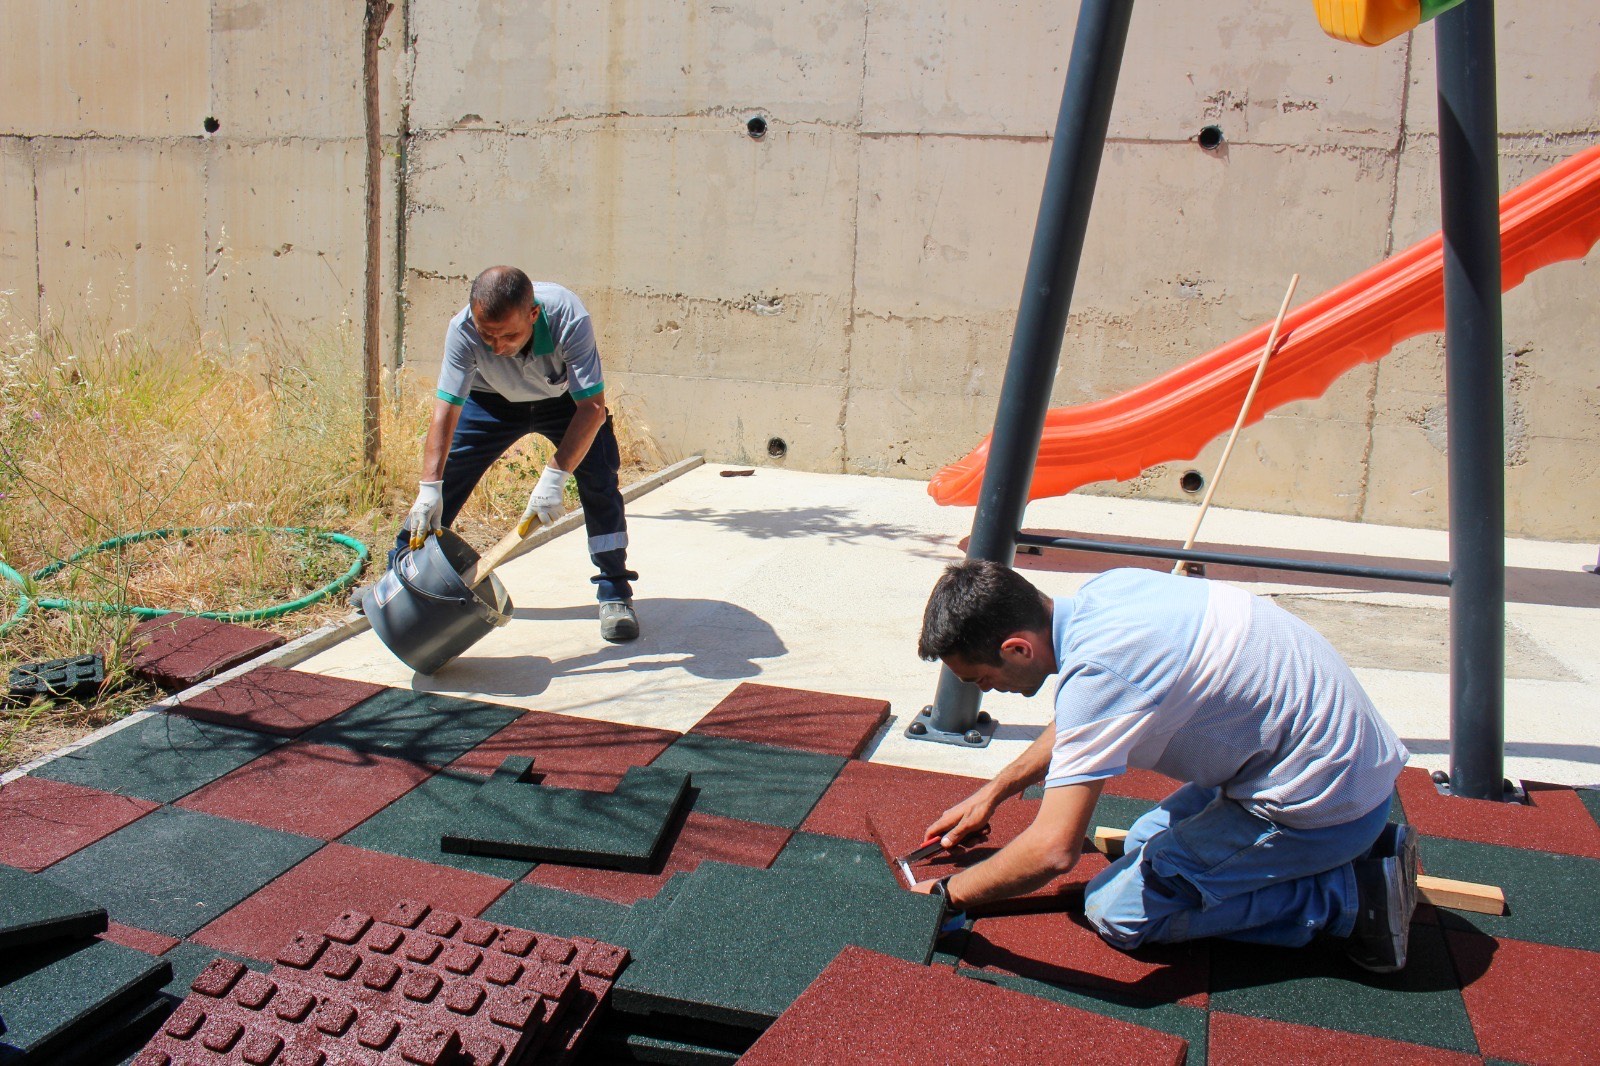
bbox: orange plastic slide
[928,144,1600,507]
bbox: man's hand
[406,480,444,550]
[517,464,568,536]
[925,784,1002,851]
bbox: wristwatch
[928,874,957,909]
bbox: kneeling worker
[913,561,1418,972]
[393,265,639,643]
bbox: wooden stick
[1173,273,1300,575]
[1090,826,1506,916]
[458,527,528,589]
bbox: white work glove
[406,480,444,550]
[517,464,568,536]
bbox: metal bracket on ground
[903,705,996,748]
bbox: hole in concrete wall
[1197,125,1224,151]
[766,437,788,459]
[1179,469,1205,494]
[746,115,768,140]
[203,116,221,134]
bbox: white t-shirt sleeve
[1045,662,1165,788]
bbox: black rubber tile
[443,758,691,870]
[80,992,173,1066]
[612,861,945,1030]
[965,971,1209,1066]
[479,884,632,945]
[1207,920,1477,1054]
[1421,835,1600,952]
[43,806,321,937]
[586,1027,745,1065]
[767,832,901,891]
[645,734,845,829]
[340,766,535,880]
[0,862,107,951]
[0,937,171,1062]
[300,687,521,765]
[29,713,286,804]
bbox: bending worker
[913,561,1419,972]
[393,265,639,643]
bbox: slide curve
[928,144,1600,507]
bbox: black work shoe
[349,584,370,614]
[599,601,640,643]
[1345,822,1419,973]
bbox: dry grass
[0,301,665,773]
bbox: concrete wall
[3,1,1596,538]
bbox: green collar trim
[531,300,555,358]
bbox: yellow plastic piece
[1314,0,1421,46]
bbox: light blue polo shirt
[435,282,604,405]
[1045,568,1407,829]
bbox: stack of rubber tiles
[131,899,627,1065]
[0,863,174,1062]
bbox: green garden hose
[0,526,368,635]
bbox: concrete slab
[295,463,1600,788]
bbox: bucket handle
[392,551,474,609]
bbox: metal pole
[916,0,1134,745]
[1436,0,1507,799]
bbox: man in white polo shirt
[390,265,639,642]
[912,561,1418,972]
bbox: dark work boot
[1345,822,1419,973]
[599,601,640,643]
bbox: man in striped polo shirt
[392,265,639,643]
[914,561,1419,972]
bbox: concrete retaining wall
[2,1,1595,537]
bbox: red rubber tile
[1396,767,1600,859]
[799,758,987,843]
[525,810,791,904]
[964,910,1209,1006]
[1208,1012,1482,1065]
[190,843,510,963]
[449,709,679,791]
[100,922,181,956]
[174,665,386,738]
[1448,930,1600,1066]
[0,774,158,872]
[131,615,286,691]
[740,945,1187,1065]
[176,741,435,840]
[688,682,891,759]
[867,800,1110,916]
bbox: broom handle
[1174,273,1300,574]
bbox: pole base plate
[903,706,996,748]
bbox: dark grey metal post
[911,0,1134,746]
[1436,0,1507,799]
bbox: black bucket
[364,529,513,675]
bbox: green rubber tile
[0,937,171,1062]
[1207,920,1477,1054]
[42,806,321,937]
[300,686,522,765]
[29,713,286,804]
[480,883,632,944]
[1421,835,1600,952]
[1577,787,1600,831]
[339,765,535,880]
[80,993,173,1066]
[768,832,901,890]
[965,970,1209,1066]
[156,940,268,1001]
[612,861,945,1029]
[612,873,695,953]
[646,734,845,829]
[0,862,107,951]
[442,757,691,870]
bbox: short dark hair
[918,560,1050,665]
[470,266,535,320]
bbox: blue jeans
[390,391,636,602]
[1083,784,1391,950]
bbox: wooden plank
[1088,826,1506,916]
